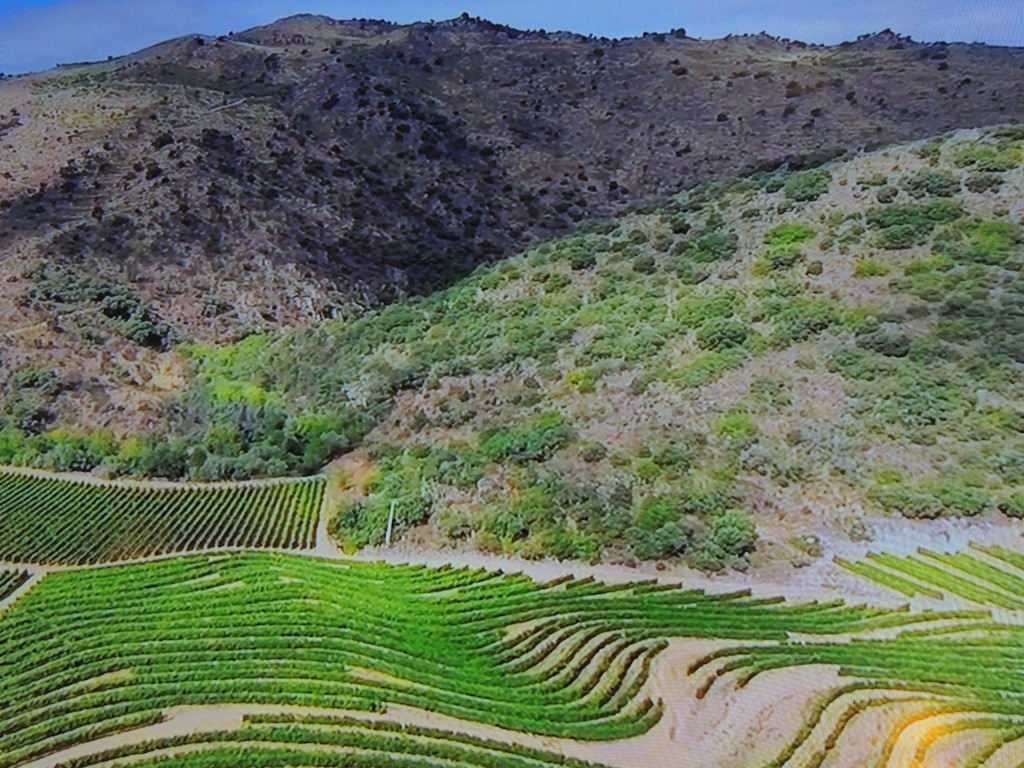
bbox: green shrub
[853,258,890,277]
[569,250,598,272]
[999,490,1024,518]
[677,479,735,516]
[651,232,674,252]
[480,412,570,462]
[715,410,758,446]
[0,368,63,434]
[649,442,694,472]
[670,260,710,284]
[903,252,955,277]
[666,214,691,234]
[696,317,748,350]
[914,140,944,161]
[626,494,731,561]
[875,185,899,203]
[686,511,757,571]
[632,254,657,273]
[959,220,1020,264]
[565,367,599,393]
[761,224,815,272]
[759,248,802,271]
[965,173,1003,193]
[865,200,964,249]
[858,173,889,187]
[685,231,740,263]
[766,297,836,345]
[628,523,691,559]
[783,170,832,202]
[432,446,488,488]
[901,170,960,198]
[953,141,1022,172]
[855,321,911,357]
[871,478,991,518]
[710,511,757,557]
[540,272,572,292]
[764,223,815,248]
[661,349,748,389]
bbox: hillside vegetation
[2,126,1023,567]
[2,15,1023,437]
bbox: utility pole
[384,500,396,548]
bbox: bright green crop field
[0,469,323,564]
[0,542,1020,768]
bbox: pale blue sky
[1,0,1021,74]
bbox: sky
[1,0,1022,74]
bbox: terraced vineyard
[0,469,323,565]
[837,545,1024,609]
[693,545,1024,768]
[53,717,609,768]
[0,552,943,768]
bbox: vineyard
[0,469,323,565]
[0,551,947,768]
[51,717,610,768]
[0,465,1019,768]
[836,545,1024,609]
[691,545,1024,768]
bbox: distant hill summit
[0,14,1022,435]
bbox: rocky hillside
[3,125,1022,569]
[1,15,1023,435]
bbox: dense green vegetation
[0,383,365,481]
[0,552,937,767]
[328,439,757,567]
[0,469,322,564]
[21,262,175,350]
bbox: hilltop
[3,124,1022,569]
[0,15,1023,435]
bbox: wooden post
[385,500,396,548]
